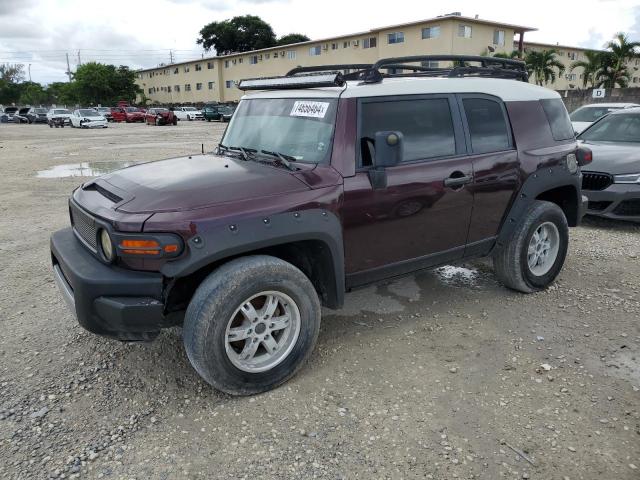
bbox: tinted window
[462,98,511,153]
[578,113,640,142]
[570,106,622,122]
[541,98,574,140]
[360,98,456,165]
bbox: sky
[1,0,639,84]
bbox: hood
[98,154,311,213]
[579,140,640,175]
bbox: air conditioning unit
[353,40,359,47]
[322,44,328,50]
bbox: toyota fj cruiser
[51,56,591,395]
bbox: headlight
[613,173,640,184]
[100,229,114,262]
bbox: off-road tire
[493,200,568,293]
[183,255,321,396]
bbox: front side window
[221,98,338,164]
[462,98,511,153]
[387,32,404,44]
[360,98,457,165]
[458,25,472,38]
[578,113,640,142]
[541,98,574,140]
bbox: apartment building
[136,13,534,104]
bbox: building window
[458,24,472,38]
[421,60,439,68]
[265,53,270,59]
[208,81,214,90]
[196,83,202,90]
[287,50,297,60]
[387,32,404,44]
[225,80,234,89]
[185,84,191,91]
[422,26,441,39]
[173,68,178,74]
[195,64,202,71]
[238,58,243,64]
[167,86,172,92]
[148,88,153,94]
[250,55,258,64]
[174,85,180,92]
[493,30,505,46]
[343,40,351,48]
[633,77,638,83]
[363,37,377,49]
[309,46,321,56]
[184,66,190,72]
[207,62,214,69]
[565,73,577,81]
[567,52,576,60]
[331,42,338,50]
[224,60,230,68]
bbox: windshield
[154,108,168,112]
[570,106,623,122]
[34,108,47,113]
[183,107,197,111]
[221,98,338,163]
[579,113,640,143]
[125,107,139,112]
[54,109,70,114]
[96,107,109,112]
[79,109,98,116]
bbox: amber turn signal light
[114,234,183,258]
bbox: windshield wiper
[218,144,257,161]
[260,150,297,171]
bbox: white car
[47,108,74,124]
[172,106,203,121]
[70,109,108,128]
[570,103,640,134]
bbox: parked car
[14,107,31,123]
[95,107,113,122]
[577,107,640,222]
[47,108,73,125]
[24,107,49,124]
[172,106,203,121]
[3,106,18,122]
[145,108,177,126]
[111,106,145,123]
[50,55,590,396]
[570,103,640,134]
[70,109,108,128]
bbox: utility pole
[77,50,81,66]
[66,53,72,81]
[28,64,31,82]
[169,50,174,64]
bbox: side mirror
[373,131,403,168]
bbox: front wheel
[183,255,321,396]
[493,200,569,293]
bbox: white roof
[243,77,560,102]
[576,103,640,109]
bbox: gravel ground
[0,121,639,480]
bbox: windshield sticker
[290,101,330,119]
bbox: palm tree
[493,50,520,59]
[524,49,565,86]
[569,50,604,88]
[596,33,640,88]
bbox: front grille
[70,203,97,251]
[587,201,612,212]
[613,199,640,216]
[582,172,613,191]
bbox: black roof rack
[238,55,528,91]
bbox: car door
[342,94,474,285]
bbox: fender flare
[496,164,582,247]
[161,209,345,308]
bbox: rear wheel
[493,200,568,293]
[183,255,321,396]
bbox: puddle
[435,265,479,286]
[37,161,139,178]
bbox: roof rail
[237,55,528,91]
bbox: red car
[111,106,145,123]
[145,108,177,126]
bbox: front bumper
[584,184,640,223]
[81,120,108,128]
[51,227,173,341]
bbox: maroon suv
[51,56,591,395]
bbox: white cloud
[0,0,637,83]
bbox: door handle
[444,174,473,188]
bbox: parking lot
[0,121,639,480]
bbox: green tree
[493,50,520,59]
[524,49,565,86]
[0,63,25,82]
[276,33,310,46]
[569,50,604,88]
[197,15,277,54]
[45,82,77,106]
[19,82,46,105]
[72,62,141,105]
[596,33,640,88]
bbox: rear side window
[462,98,511,153]
[541,98,574,140]
[360,98,456,165]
